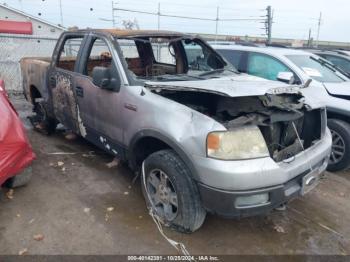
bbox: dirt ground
[1,95,350,256]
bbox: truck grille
[260,109,322,162]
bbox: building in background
[0,3,64,37]
[0,3,65,91]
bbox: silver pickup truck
[21,29,332,232]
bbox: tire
[29,98,57,135]
[327,119,350,172]
[142,149,206,233]
[4,166,32,188]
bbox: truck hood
[323,81,350,97]
[145,75,301,97]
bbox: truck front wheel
[142,149,206,233]
[327,119,350,172]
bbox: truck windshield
[287,55,347,83]
[116,36,236,81]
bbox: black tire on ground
[327,119,350,172]
[4,166,32,188]
[142,149,206,233]
[29,99,57,135]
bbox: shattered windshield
[287,55,347,83]
[116,36,236,81]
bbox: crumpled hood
[145,74,301,97]
[323,81,350,96]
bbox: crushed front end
[151,85,331,218]
[219,93,325,163]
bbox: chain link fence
[0,34,58,92]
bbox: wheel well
[131,137,171,168]
[327,111,350,124]
[30,85,41,104]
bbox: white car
[212,44,350,171]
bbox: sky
[3,0,350,42]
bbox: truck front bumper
[198,157,328,218]
[193,129,332,218]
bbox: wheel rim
[146,169,178,221]
[34,102,47,123]
[330,129,346,165]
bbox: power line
[112,4,266,40]
[113,7,265,22]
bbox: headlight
[207,126,269,160]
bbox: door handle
[75,86,84,97]
[49,76,56,88]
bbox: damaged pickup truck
[21,29,332,232]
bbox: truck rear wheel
[142,149,206,233]
[327,119,350,172]
[29,99,56,135]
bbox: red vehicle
[0,80,35,188]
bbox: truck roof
[70,29,189,38]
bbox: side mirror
[92,66,121,91]
[277,72,295,84]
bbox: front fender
[128,129,201,181]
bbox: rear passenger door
[49,34,86,133]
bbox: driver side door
[74,35,125,157]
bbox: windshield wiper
[310,56,336,72]
[310,56,349,78]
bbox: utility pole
[59,0,64,27]
[266,6,272,44]
[157,3,161,60]
[215,6,219,42]
[157,2,161,30]
[112,1,116,28]
[307,28,312,47]
[316,12,322,47]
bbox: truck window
[150,38,176,65]
[116,37,226,79]
[182,40,222,72]
[119,40,145,77]
[84,38,113,77]
[57,37,84,71]
[216,49,243,71]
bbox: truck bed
[20,57,51,103]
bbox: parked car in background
[212,44,350,171]
[0,80,35,188]
[303,49,350,78]
[20,29,331,232]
